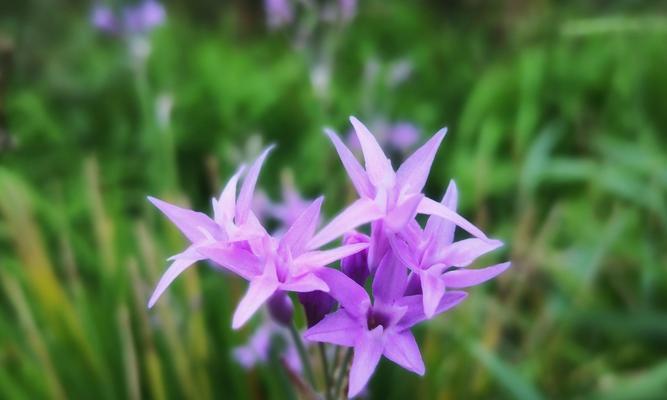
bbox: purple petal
[324,128,374,198]
[196,244,262,280]
[443,262,511,288]
[348,327,384,398]
[303,309,361,346]
[373,252,408,304]
[148,251,201,308]
[424,180,458,247]
[396,128,447,194]
[383,330,425,375]
[340,231,370,286]
[384,194,423,232]
[214,165,245,224]
[437,238,503,267]
[367,220,390,272]
[293,242,369,271]
[236,145,274,224]
[315,268,370,317]
[279,197,323,257]
[417,196,487,239]
[280,273,329,293]
[398,291,468,329]
[350,116,395,188]
[307,198,382,249]
[147,196,219,243]
[232,278,279,329]
[420,270,445,318]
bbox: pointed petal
[420,270,445,318]
[324,128,374,198]
[443,262,511,288]
[396,128,447,194]
[232,278,279,329]
[303,309,361,346]
[348,327,384,398]
[280,197,323,257]
[383,330,425,375]
[437,238,503,267]
[148,196,219,243]
[294,243,369,270]
[148,252,202,308]
[196,244,262,280]
[424,180,458,247]
[307,198,383,249]
[350,116,395,188]
[236,145,274,224]
[315,268,370,317]
[280,273,329,293]
[372,252,407,304]
[214,165,245,224]
[417,196,487,239]
[398,291,468,329]
[384,194,423,232]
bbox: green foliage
[1,1,666,399]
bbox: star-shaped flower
[390,180,511,317]
[304,254,467,398]
[308,117,488,252]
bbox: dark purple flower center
[366,309,391,330]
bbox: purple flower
[91,1,165,35]
[387,122,419,151]
[340,231,370,286]
[309,117,489,254]
[264,0,294,29]
[233,319,303,372]
[267,291,294,326]
[304,256,467,397]
[298,290,335,328]
[267,177,314,229]
[390,180,511,317]
[91,5,117,33]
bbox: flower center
[366,308,391,330]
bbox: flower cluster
[148,117,510,398]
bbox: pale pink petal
[293,242,369,270]
[384,194,423,232]
[324,128,374,198]
[303,309,361,346]
[437,238,503,267]
[424,180,458,247]
[307,198,383,249]
[232,278,279,329]
[148,196,219,243]
[396,128,447,194]
[214,165,245,224]
[350,116,395,188]
[315,268,370,317]
[148,251,202,308]
[280,273,329,293]
[372,252,407,304]
[348,327,384,398]
[236,145,275,224]
[420,270,445,318]
[417,196,487,239]
[196,244,262,280]
[383,330,425,375]
[279,197,323,257]
[443,262,511,288]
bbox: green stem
[288,323,316,389]
[318,343,332,400]
[334,348,353,399]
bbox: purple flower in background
[267,175,314,229]
[309,117,489,251]
[390,180,511,317]
[234,319,303,372]
[388,122,419,151]
[91,0,165,35]
[264,0,294,29]
[305,259,467,397]
[338,0,358,22]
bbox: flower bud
[298,291,335,328]
[341,231,370,286]
[267,291,293,327]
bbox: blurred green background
[1,0,667,399]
